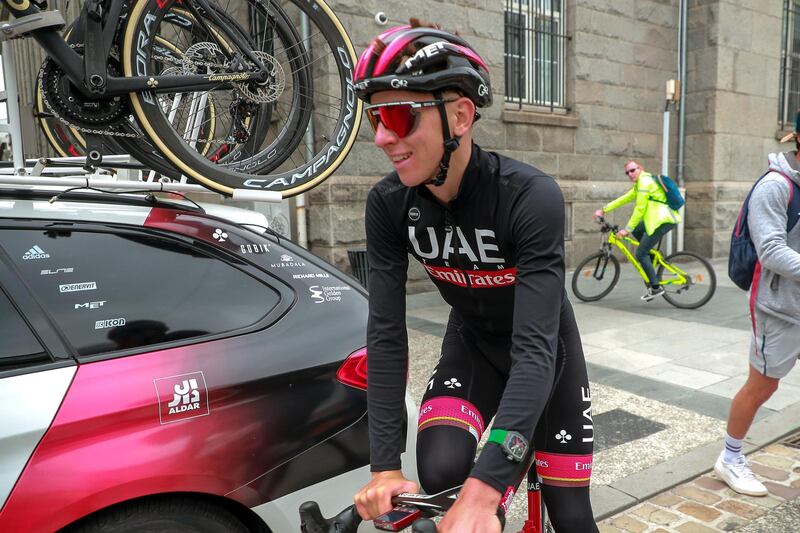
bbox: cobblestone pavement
[598,443,800,532]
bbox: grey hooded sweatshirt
[748,151,800,325]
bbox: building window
[781,0,800,127]
[504,0,568,111]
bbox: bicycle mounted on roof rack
[0,0,361,197]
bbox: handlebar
[593,215,618,234]
[299,502,437,533]
[300,486,462,533]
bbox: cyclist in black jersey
[352,20,598,533]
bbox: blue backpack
[653,174,685,211]
[728,171,800,291]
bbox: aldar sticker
[153,371,210,425]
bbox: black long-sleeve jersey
[365,143,569,491]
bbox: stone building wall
[683,1,785,257]
[311,0,791,290]
[312,0,686,287]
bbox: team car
[0,187,417,532]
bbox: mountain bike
[5,0,361,197]
[571,217,716,309]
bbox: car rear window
[0,228,280,356]
[0,288,49,369]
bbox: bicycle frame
[604,231,690,288]
[2,0,268,97]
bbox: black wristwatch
[487,429,528,463]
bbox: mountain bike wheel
[121,0,360,197]
[571,251,620,302]
[657,251,716,309]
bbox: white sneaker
[714,452,768,496]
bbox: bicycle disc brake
[234,51,285,103]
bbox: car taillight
[337,347,368,390]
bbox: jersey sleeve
[470,176,566,492]
[365,186,411,472]
[603,186,635,213]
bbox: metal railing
[504,0,569,112]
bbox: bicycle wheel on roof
[121,0,360,197]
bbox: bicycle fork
[591,253,611,281]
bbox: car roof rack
[0,174,283,203]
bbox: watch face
[505,432,527,461]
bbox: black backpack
[728,171,800,291]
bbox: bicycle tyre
[121,0,361,197]
[571,251,620,302]
[657,251,716,309]
[38,12,261,181]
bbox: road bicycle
[299,469,553,532]
[571,217,716,309]
[3,0,361,196]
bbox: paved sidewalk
[599,442,800,532]
[403,257,800,531]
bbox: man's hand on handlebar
[616,228,629,238]
[437,478,502,533]
[594,209,604,220]
[355,470,419,520]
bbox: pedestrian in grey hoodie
[714,117,800,497]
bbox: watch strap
[488,428,509,446]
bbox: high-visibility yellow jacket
[603,171,681,235]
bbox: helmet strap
[426,91,460,187]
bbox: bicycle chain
[39,44,269,142]
[38,44,140,138]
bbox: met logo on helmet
[403,41,446,70]
[478,84,489,97]
[390,78,408,88]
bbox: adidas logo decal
[22,245,50,260]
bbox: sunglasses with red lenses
[364,99,456,138]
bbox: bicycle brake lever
[392,485,461,515]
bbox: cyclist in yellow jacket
[594,160,682,301]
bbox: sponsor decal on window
[270,253,307,268]
[95,318,126,329]
[212,228,228,242]
[240,243,270,254]
[292,272,331,280]
[75,300,106,310]
[23,245,50,260]
[153,371,210,424]
[59,282,97,293]
[309,284,351,304]
[41,267,74,275]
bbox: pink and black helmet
[354,24,492,108]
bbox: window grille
[780,0,800,127]
[504,0,569,111]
